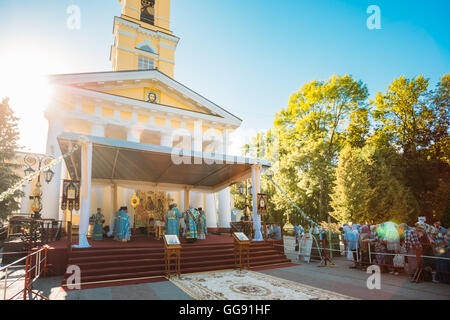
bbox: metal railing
[282,236,450,283]
[0,246,50,300]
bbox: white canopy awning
[57,132,271,193]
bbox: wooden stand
[164,236,181,278]
[233,232,250,270]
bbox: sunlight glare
[0,49,64,154]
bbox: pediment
[48,69,241,126]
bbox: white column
[75,141,93,248]
[124,188,134,227]
[160,132,173,148]
[91,123,105,137]
[92,186,103,213]
[252,165,263,241]
[222,129,228,155]
[101,185,112,229]
[218,188,231,228]
[193,120,203,152]
[205,193,217,229]
[190,191,203,209]
[20,183,31,214]
[41,118,65,220]
[180,189,185,212]
[127,128,141,143]
[108,186,116,236]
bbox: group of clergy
[165,204,207,243]
[89,204,207,243]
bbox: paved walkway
[261,257,449,300]
[37,277,193,300]
[29,257,449,300]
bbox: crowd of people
[293,220,449,284]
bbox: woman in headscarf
[343,225,358,268]
[399,223,420,280]
[295,225,305,252]
[434,230,450,283]
[352,225,361,268]
[368,225,378,264]
[359,225,371,270]
[383,222,402,275]
[415,223,435,281]
[374,223,389,273]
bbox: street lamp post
[23,154,55,219]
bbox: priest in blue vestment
[114,206,131,242]
[90,208,105,241]
[184,207,199,243]
[197,208,207,240]
[165,203,182,237]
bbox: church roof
[48,69,242,126]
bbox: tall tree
[272,74,369,224]
[372,75,450,222]
[0,98,23,220]
[331,138,418,224]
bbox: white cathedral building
[32,0,268,246]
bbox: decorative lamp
[24,167,35,176]
[44,168,55,184]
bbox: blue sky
[0,0,449,154]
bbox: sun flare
[0,49,65,153]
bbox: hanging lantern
[24,167,35,176]
[44,168,55,184]
[239,185,244,195]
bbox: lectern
[233,232,250,270]
[164,235,181,278]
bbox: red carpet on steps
[55,235,291,290]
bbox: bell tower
[110,0,179,77]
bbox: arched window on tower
[141,0,155,25]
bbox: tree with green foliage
[331,137,418,224]
[272,74,369,224]
[242,73,449,227]
[0,98,23,221]
[372,75,450,223]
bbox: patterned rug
[169,270,355,300]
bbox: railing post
[3,267,8,300]
[43,247,48,277]
[23,254,30,301]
